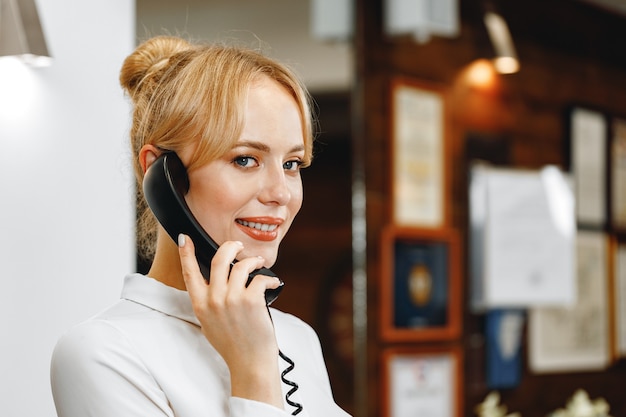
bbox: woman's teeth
[237,220,278,232]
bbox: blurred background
[1,0,626,416]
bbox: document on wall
[571,107,607,226]
[616,244,626,357]
[528,230,610,373]
[469,164,576,310]
[389,353,455,417]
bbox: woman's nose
[259,165,291,205]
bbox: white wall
[0,1,135,415]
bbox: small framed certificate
[390,77,448,229]
[381,346,463,417]
[528,230,611,372]
[610,117,626,231]
[568,106,608,227]
[379,226,462,342]
[614,240,626,357]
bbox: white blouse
[51,274,351,417]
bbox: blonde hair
[119,36,315,260]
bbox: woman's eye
[233,156,257,168]
[284,160,303,171]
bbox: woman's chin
[238,246,278,268]
[259,252,278,268]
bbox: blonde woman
[51,36,350,417]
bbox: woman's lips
[235,218,283,241]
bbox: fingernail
[178,234,186,247]
[235,241,243,246]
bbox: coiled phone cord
[267,306,303,415]
[278,349,303,415]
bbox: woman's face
[182,76,305,267]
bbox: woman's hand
[177,234,284,409]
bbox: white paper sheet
[470,164,576,309]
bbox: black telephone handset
[142,152,283,305]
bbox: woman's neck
[147,230,187,291]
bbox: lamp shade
[0,0,51,65]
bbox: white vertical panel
[0,0,135,415]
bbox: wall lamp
[0,0,51,66]
[483,8,519,74]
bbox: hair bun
[119,36,192,98]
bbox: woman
[50,35,350,417]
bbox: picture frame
[567,106,608,228]
[613,239,626,358]
[381,346,463,417]
[379,226,462,342]
[528,230,612,373]
[389,77,449,229]
[610,117,626,231]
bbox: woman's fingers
[208,240,243,285]
[177,234,279,305]
[243,268,283,300]
[178,234,279,374]
[178,234,202,289]
[178,234,212,314]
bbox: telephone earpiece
[142,152,283,305]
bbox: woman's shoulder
[52,303,141,365]
[269,307,321,344]
[52,297,168,368]
[50,303,175,415]
[268,307,311,329]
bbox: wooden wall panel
[356,0,626,416]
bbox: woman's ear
[139,145,161,174]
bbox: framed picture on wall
[568,106,608,228]
[614,239,626,358]
[389,77,449,229]
[379,226,462,342]
[528,230,612,372]
[610,117,626,231]
[381,346,463,417]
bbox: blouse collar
[121,273,201,327]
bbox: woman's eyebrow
[288,144,305,153]
[235,140,270,152]
[235,141,305,154]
